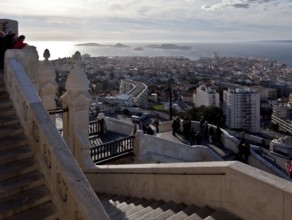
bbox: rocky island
[113,43,130,48]
[75,43,102,46]
[75,42,130,48]
[146,44,192,50]
[133,47,144,51]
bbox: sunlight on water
[28,40,292,67]
[29,41,78,60]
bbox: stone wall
[135,130,222,163]
[85,161,292,220]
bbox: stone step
[185,206,214,220]
[0,92,9,99]
[204,209,241,220]
[3,202,58,220]
[124,200,156,219]
[0,135,28,152]
[0,158,38,181]
[0,185,51,219]
[0,106,16,117]
[0,124,23,139]
[126,200,165,220]
[0,115,19,127]
[0,99,12,109]
[155,201,187,220]
[166,205,200,219]
[0,145,33,165]
[101,194,129,212]
[135,202,171,219]
[0,171,44,200]
[113,199,152,220]
[109,197,139,219]
[98,193,240,220]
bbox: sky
[1,0,292,42]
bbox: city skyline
[1,0,292,42]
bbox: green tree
[182,106,225,127]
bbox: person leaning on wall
[13,35,28,49]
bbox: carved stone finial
[43,49,50,61]
[73,51,82,65]
[65,51,88,92]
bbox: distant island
[133,47,144,51]
[146,44,192,50]
[113,43,130,48]
[75,43,102,46]
[75,43,130,48]
[261,40,292,43]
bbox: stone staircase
[97,193,241,220]
[0,74,58,219]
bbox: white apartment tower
[223,88,260,133]
[194,85,220,107]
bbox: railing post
[133,130,144,157]
[38,49,57,122]
[62,51,94,168]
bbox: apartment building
[193,85,220,107]
[223,88,260,133]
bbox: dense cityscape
[52,54,292,136]
[1,5,292,217]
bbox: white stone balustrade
[5,46,39,88]
[4,49,109,220]
[37,49,57,113]
[62,51,95,168]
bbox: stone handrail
[249,149,290,180]
[85,161,292,220]
[104,116,134,136]
[135,130,222,163]
[4,50,109,220]
[221,130,239,153]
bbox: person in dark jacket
[0,35,5,70]
[4,32,16,49]
[0,32,17,70]
[172,116,180,136]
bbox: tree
[182,106,225,127]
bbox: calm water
[30,41,292,67]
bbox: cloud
[1,0,292,42]
[201,0,276,11]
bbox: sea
[30,41,292,67]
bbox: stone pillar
[133,130,144,159]
[62,51,94,168]
[19,46,39,87]
[38,49,57,121]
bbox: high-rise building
[193,85,220,107]
[223,88,260,133]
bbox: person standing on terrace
[13,35,27,49]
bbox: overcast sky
[1,0,292,42]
